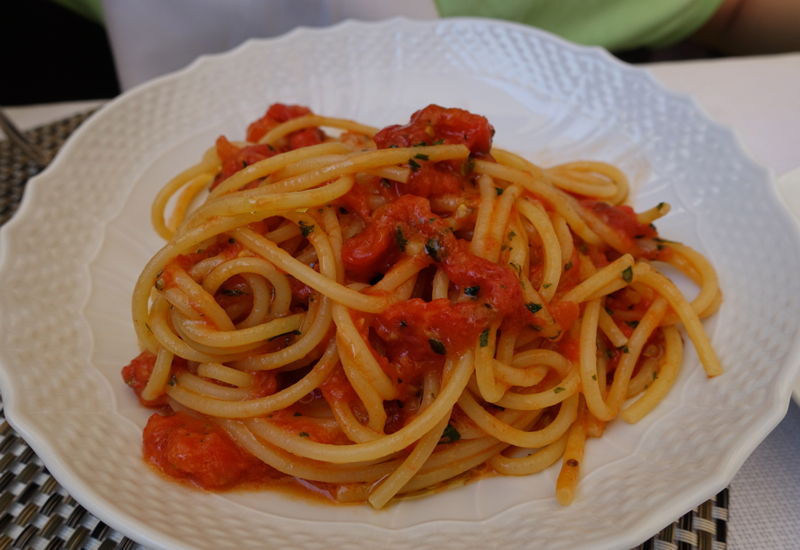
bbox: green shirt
[54,0,723,51]
[434,0,724,50]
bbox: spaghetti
[122,103,722,508]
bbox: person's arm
[693,0,800,54]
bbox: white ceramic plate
[2,18,800,550]
[775,167,800,406]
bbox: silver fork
[0,106,49,166]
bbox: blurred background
[0,0,730,106]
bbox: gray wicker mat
[0,112,729,550]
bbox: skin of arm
[693,0,800,54]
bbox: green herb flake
[439,424,461,444]
[605,306,614,316]
[413,141,427,147]
[479,329,490,348]
[495,187,504,196]
[554,387,565,394]
[428,338,447,355]
[221,288,247,296]
[508,231,517,239]
[657,202,665,211]
[543,283,552,289]
[298,220,315,238]
[339,207,349,215]
[167,374,176,386]
[619,345,630,354]
[462,156,475,175]
[622,266,633,283]
[564,261,573,272]
[408,158,421,172]
[298,432,310,438]
[464,286,480,298]
[525,302,542,315]
[228,238,235,244]
[414,153,429,161]
[653,371,659,381]
[395,225,408,252]
[592,374,597,381]
[425,237,442,262]
[626,320,640,329]
[432,138,444,145]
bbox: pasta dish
[122,104,722,508]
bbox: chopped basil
[298,432,310,438]
[657,202,665,211]
[395,225,408,252]
[464,286,480,298]
[229,238,235,244]
[167,374,176,386]
[268,329,302,341]
[425,237,443,262]
[479,329,489,347]
[462,155,475,175]
[525,302,542,314]
[220,288,247,296]
[414,153,429,161]
[653,371,659,380]
[554,387,565,394]
[495,187,504,196]
[428,338,447,355]
[592,374,597,381]
[543,283,552,289]
[413,141,427,147]
[408,158,421,172]
[439,424,461,444]
[564,261,573,272]
[298,220,314,238]
[619,345,630,353]
[432,139,444,145]
[622,266,633,283]
[626,320,640,329]
[605,306,614,316]
[508,231,516,239]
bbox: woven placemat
[0,113,729,550]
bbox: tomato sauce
[580,200,673,262]
[143,412,278,490]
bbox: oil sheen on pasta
[123,104,722,508]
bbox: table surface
[2,52,800,550]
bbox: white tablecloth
[3,51,800,550]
